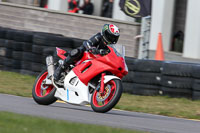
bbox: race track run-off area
[0,94,200,133]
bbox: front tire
[32,69,57,105]
[91,79,123,113]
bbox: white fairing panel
[54,73,120,105]
[60,70,90,105]
[104,75,120,84]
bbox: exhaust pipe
[46,56,54,77]
[46,56,61,90]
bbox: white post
[91,0,103,16]
[149,0,175,51]
[48,0,68,12]
[183,0,200,59]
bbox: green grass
[0,70,35,97]
[0,70,200,120]
[0,111,145,133]
[117,94,200,120]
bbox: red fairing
[56,47,67,60]
[75,52,101,65]
[73,46,128,85]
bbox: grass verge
[0,70,35,97]
[116,93,200,120]
[0,70,200,120]
[0,111,145,133]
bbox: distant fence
[0,27,200,100]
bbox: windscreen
[108,44,125,58]
[108,44,128,72]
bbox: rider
[53,24,120,81]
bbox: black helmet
[101,24,120,44]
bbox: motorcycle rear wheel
[32,69,57,105]
[91,79,123,113]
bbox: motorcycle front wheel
[91,79,123,113]
[32,69,57,105]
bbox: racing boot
[54,48,81,82]
[53,64,64,82]
[53,56,72,82]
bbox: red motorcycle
[32,45,128,113]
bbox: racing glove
[89,47,99,55]
[99,49,107,55]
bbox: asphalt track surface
[0,94,200,133]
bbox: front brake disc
[96,85,111,102]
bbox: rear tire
[32,69,57,105]
[91,79,122,113]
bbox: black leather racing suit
[54,32,109,81]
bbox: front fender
[104,75,120,84]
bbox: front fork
[96,73,120,93]
[99,73,106,94]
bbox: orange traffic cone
[155,33,165,61]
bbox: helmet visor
[105,30,119,44]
